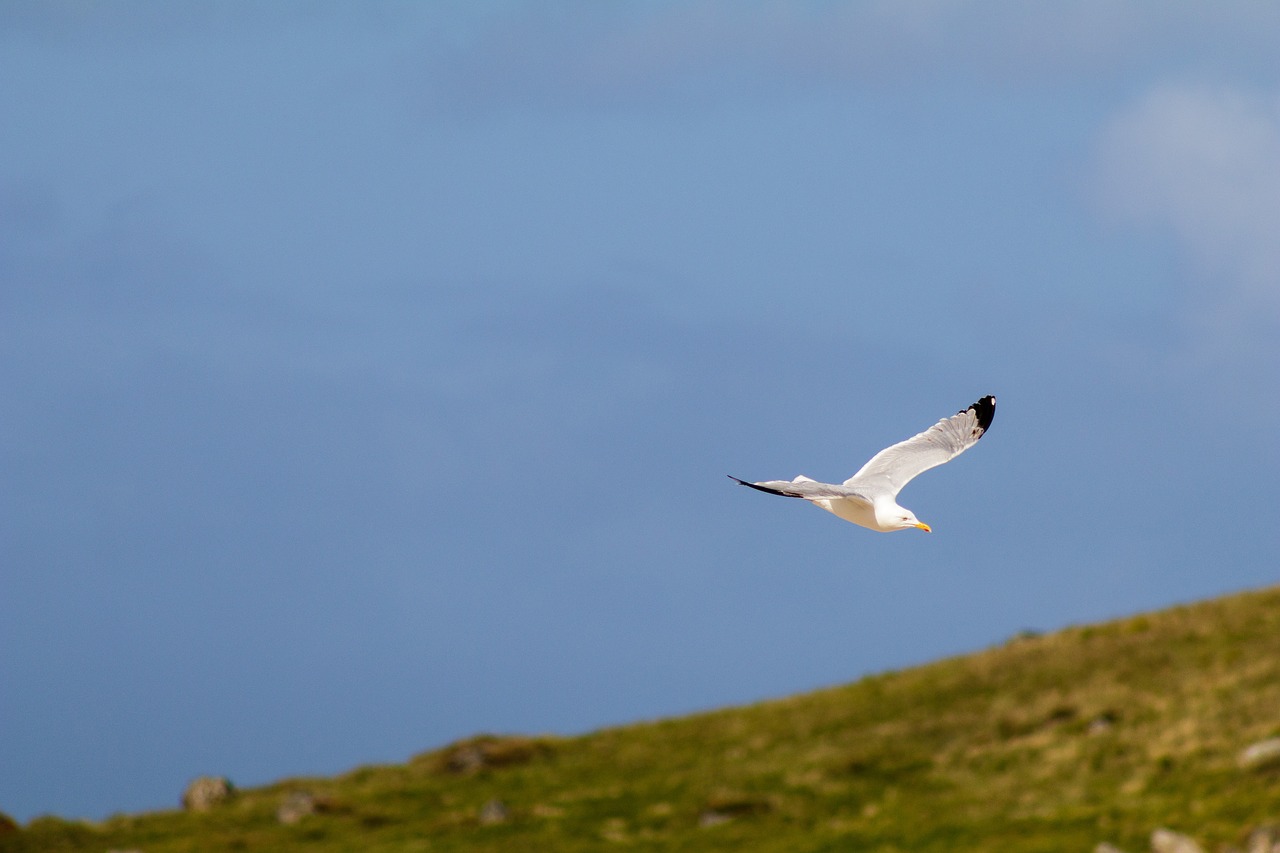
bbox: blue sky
[3,1,1279,824]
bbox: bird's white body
[782,475,905,532]
[731,396,996,533]
[815,495,900,532]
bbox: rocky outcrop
[1149,828,1205,853]
[1243,825,1280,853]
[1239,738,1280,771]
[181,776,234,812]
[478,799,509,825]
[1150,828,1205,853]
[426,735,554,775]
[1096,822,1280,853]
[277,791,317,825]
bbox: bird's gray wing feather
[728,475,872,505]
[843,395,995,498]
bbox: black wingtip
[728,475,806,499]
[966,395,996,434]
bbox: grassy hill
[6,585,1280,852]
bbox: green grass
[7,585,1280,852]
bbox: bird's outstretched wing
[727,475,872,506]
[843,395,995,498]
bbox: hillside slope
[6,585,1280,852]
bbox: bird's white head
[871,500,932,532]
[895,510,931,533]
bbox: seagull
[730,395,995,533]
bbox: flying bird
[730,395,995,533]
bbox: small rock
[447,743,488,774]
[181,776,234,812]
[1089,710,1120,735]
[1088,717,1115,736]
[698,811,732,828]
[1095,843,1128,853]
[1247,824,1280,853]
[277,791,316,825]
[479,799,508,825]
[1239,738,1280,771]
[1151,827,1205,853]
[435,735,550,774]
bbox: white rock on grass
[1151,827,1205,853]
[181,776,233,812]
[277,791,316,825]
[1246,824,1280,853]
[479,799,508,825]
[1239,738,1280,771]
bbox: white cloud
[1093,85,1280,327]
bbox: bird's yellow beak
[914,522,932,532]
